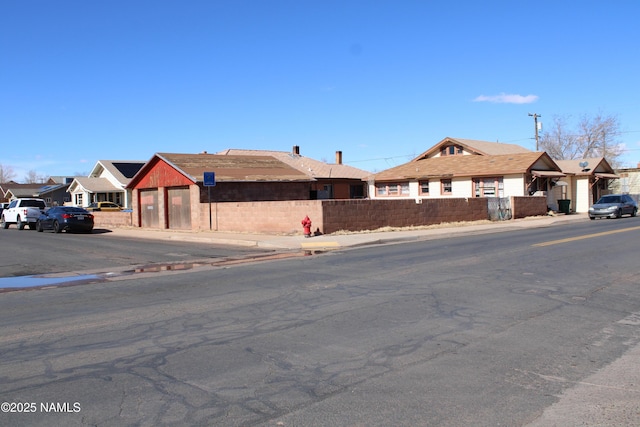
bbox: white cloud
[473,93,539,104]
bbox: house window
[440,145,463,156]
[419,180,429,195]
[441,179,452,195]
[473,177,504,197]
[376,183,410,197]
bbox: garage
[140,189,159,228]
[127,152,312,231]
[167,187,191,230]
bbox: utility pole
[528,113,541,151]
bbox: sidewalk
[101,213,590,250]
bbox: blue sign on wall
[203,172,216,186]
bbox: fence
[97,196,548,234]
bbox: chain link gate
[487,197,512,221]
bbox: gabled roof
[2,183,48,198]
[217,149,370,179]
[90,160,146,183]
[373,152,562,181]
[413,137,532,160]
[38,183,70,195]
[68,177,121,193]
[554,157,617,177]
[128,152,313,188]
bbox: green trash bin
[558,199,571,214]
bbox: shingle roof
[373,152,561,181]
[71,177,121,192]
[216,149,370,179]
[2,183,48,198]
[554,157,614,176]
[413,137,532,160]
[157,153,313,182]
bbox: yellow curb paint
[532,225,640,247]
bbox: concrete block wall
[511,196,547,219]
[123,196,548,234]
[198,200,324,234]
[92,211,134,228]
[320,198,489,234]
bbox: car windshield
[22,200,46,208]
[597,196,621,204]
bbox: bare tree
[0,163,17,183]
[24,170,48,184]
[539,112,623,166]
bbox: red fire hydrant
[301,215,312,238]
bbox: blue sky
[2,1,640,180]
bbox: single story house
[217,146,369,199]
[1,180,71,206]
[554,158,619,213]
[126,152,314,230]
[67,160,145,208]
[369,137,565,210]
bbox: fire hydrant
[301,215,312,238]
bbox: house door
[167,187,191,230]
[140,189,159,228]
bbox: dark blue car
[36,206,94,233]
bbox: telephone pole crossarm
[528,113,541,151]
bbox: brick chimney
[292,145,300,155]
[335,150,343,165]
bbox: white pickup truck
[1,198,47,230]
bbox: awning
[595,173,619,179]
[531,170,566,178]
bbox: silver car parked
[589,194,638,219]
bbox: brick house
[216,146,369,199]
[127,152,314,230]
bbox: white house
[67,160,145,208]
[554,158,619,213]
[369,137,565,209]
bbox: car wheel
[589,216,595,220]
[36,220,44,232]
[53,220,62,234]
[0,216,7,229]
[17,216,25,230]
[633,208,638,217]
[615,209,622,219]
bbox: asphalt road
[1,218,640,426]
[0,227,271,278]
